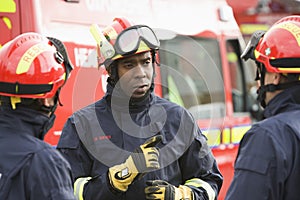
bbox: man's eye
[124,64,134,68]
[144,60,151,65]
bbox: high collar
[0,106,50,139]
[264,86,300,118]
[104,82,152,113]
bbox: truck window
[226,39,259,117]
[159,35,225,120]
[226,40,245,113]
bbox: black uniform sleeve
[225,124,277,200]
[57,116,122,199]
[57,117,94,181]
[27,147,76,200]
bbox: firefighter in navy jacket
[57,17,223,200]
[226,15,300,200]
[0,33,75,199]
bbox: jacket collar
[264,86,300,118]
[105,82,152,113]
[0,106,50,139]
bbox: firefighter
[0,32,75,199]
[57,17,223,200]
[225,15,300,199]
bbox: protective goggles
[114,25,160,57]
[90,24,160,66]
[241,30,265,61]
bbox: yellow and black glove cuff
[185,178,215,200]
[145,180,194,200]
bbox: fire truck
[227,0,300,40]
[0,0,260,198]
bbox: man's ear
[273,73,281,85]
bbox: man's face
[117,51,153,98]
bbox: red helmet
[0,32,69,99]
[90,17,160,67]
[254,15,300,73]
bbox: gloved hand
[145,180,194,200]
[108,135,162,192]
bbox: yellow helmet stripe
[16,43,53,74]
[112,40,151,61]
[277,67,300,72]
[274,22,300,46]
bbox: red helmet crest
[90,17,160,67]
[0,32,68,98]
[254,15,300,73]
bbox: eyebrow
[120,56,151,64]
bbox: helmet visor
[115,25,160,56]
[241,30,265,61]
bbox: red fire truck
[227,0,300,40]
[0,0,260,198]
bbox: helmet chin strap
[39,92,60,140]
[257,81,300,108]
[257,84,275,108]
[256,63,267,108]
[39,113,56,140]
[256,63,300,108]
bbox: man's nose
[134,65,146,78]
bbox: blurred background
[228,0,300,41]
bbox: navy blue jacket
[0,106,75,200]
[57,84,223,200]
[226,86,300,200]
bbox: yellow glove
[145,180,194,200]
[108,135,162,192]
